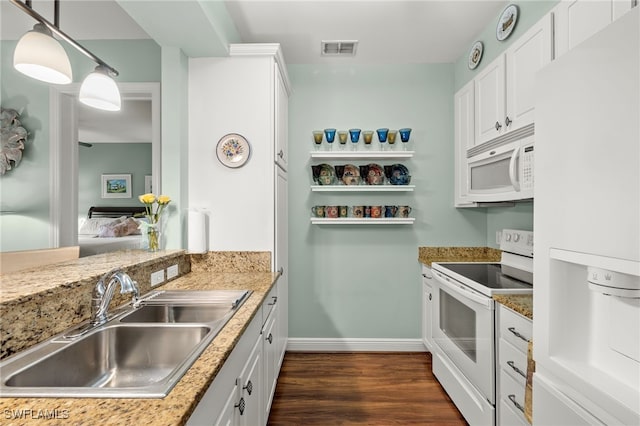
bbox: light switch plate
[167,264,178,280]
[151,270,165,287]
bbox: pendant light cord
[9,0,119,77]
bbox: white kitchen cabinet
[262,283,279,419]
[421,265,434,351]
[274,62,288,170]
[453,80,478,207]
[275,166,288,370]
[496,304,532,426]
[474,14,553,145]
[239,337,263,426]
[553,0,636,58]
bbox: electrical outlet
[151,270,165,287]
[496,231,502,245]
[167,264,178,280]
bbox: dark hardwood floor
[268,352,468,425]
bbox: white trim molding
[286,338,428,353]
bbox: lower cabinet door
[262,310,278,419]
[240,337,263,426]
[215,382,239,426]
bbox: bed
[78,206,147,257]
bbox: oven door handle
[433,271,492,308]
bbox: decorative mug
[339,206,349,218]
[384,205,398,218]
[325,205,339,218]
[351,206,364,218]
[364,206,372,218]
[370,206,383,218]
[311,206,325,218]
[398,206,412,218]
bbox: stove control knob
[505,233,512,242]
[513,233,520,242]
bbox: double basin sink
[0,289,251,398]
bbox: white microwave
[467,136,534,202]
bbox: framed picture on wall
[101,174,132,198]
[144,175,152,194]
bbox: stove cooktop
[432,262,533,296]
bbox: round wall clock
[496,4,519,41]
[216,133,251,168]
[468,41,484,70]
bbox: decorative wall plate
[496,4,519,41]
[468,41,484,70]
[216,133,251,168]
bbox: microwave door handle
[509,147,521,192]
[433,272,492,308]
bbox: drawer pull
[235,397,246,415]
[243,380,253,395]
[508,394,525,414]
[508,327,529,342]
[422,273,433,279]
[507,360,526,378]
[266,333,273,344]
[268,296,278,306]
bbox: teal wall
[288,64,487,339]
[78,143,152,220]
[0,39,160,251]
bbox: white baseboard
[286,338,428,352]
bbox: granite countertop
[418,246,502,266]
[0,267,279,425]
[493,294,533,320]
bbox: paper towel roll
[187,209,208,253]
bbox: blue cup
[376,128,389,143]
[324,128,336,143]
[384,205,398,217]
[399,128,412,142]
[349,129,361,143]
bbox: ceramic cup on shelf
[364,206,372,218]
[370,205,383,218]
[384,205,398,218]
[351,206,364,218]
[339,206,349,218]
[398,206,412,218]
[311,205,325,218]
[325,206,339,218]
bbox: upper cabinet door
[554,0,613,58]
[506,14,553,133]
[474,55,506,145]
[274,62,288,171]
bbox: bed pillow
[97,217,142,238]
[78,217,126,236]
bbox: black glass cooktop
[440,263,532,290]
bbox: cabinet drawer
[500,370,527,424]
[499,397,528,426]
[499,338,527,386]
[498,305,532,353]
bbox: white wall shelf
[311,185,415,192]
[310,218,415,225]
[310,151,414,160]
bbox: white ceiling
[78,100,152,143]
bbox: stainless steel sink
[0,289,251,398]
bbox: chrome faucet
[90,268,140,326]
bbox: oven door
[432,269,496,403]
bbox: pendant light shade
[13,23,72,84]
[79,66,121,112]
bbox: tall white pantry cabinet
[188,44,290,422]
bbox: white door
[454,80,477,207]
[506,14,553,132]
[474,55,506,145]
[275,166,288,366]
[274,63,288,170]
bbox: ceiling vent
[321,40,358,56]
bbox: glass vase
[146,224,160,252]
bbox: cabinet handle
[495,121,502,131]
[278,267,284,275]
[508,327,529,343]
[243,380,253,395]
[268,296,278,306]
[235,397,246,415]
[505,116,512,127]
[278,149,284,158]
[508,394,525,414]
[428,293,432,301]
[266,333,273,344]
[422,273,433,280]
[507,360,526,378]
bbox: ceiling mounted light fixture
[13,22,72,84]
[321,40,359,56]
[10,0,121,111]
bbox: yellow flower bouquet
[138,193,171,251]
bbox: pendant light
[79,66,121,112]
[13,22,72,84]
[9,0,121,112]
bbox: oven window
[440,289,477,362]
